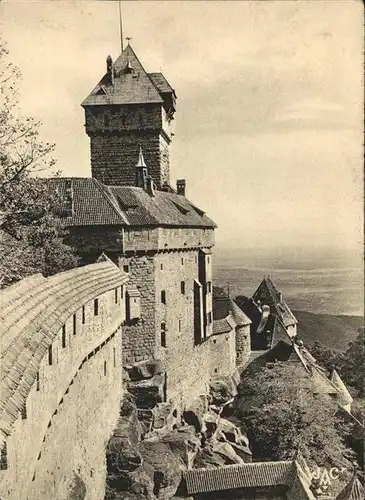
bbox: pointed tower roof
[136,147,147,168]
[82,44,164,107]
[331,369,353,407]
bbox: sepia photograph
[0,1,363,499]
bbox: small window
[123,265,129,273]
[161,290,166,304]
[207,282,212,293]
[178,319,182,332]
[36,371,40,391]
[82,305,85,325]
[120,286,124,299]
[160,263,163,270]
[94,298,99,316]
[73,314,77,335]
[48,345,53,366]
[113,348,116,368]
[161,322,166,347]
[21,403,27,420]
[62,325,66,348]
[180,281,185,295]
[181,257,184,265]
[104,361,107,376]
[207,256,210,264]
[208,312,212,324]
[115,288,118,304]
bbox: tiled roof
[336,476,365,500]
[184,461,295,495]
[148,72,174,95]
[82,45,165,107]
[212,318,232,335]
[46,178,216,229]
[213,296,251,326]
[0,260,128,446]
[253,277,297,328]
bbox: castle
[0,41,362,500]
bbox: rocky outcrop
[66,473,87,500]
[106,363,251,499]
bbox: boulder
[210,441,245,465]
[105,461,156,500]
[152,402,177,431]
[126,359,165,382]
[159,427,200,469]
[66,472,86,500]
[140,441,184,500]
[183,395,210,432]
[193,444,227,469]
[209,379,237,406]
[127,374,165,409]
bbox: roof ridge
[91,179,129,224]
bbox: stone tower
[82,43,176,188]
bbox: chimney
[146,176,155,197]
[176,179,186,196]
[106,55,114,85]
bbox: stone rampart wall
[0,287,125,500]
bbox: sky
[1,0,363,256]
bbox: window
[104,361,107,376]
[62,325,66,348]
[181,257,184,265]
[36,371,40,391]
[207,281,212,293]
[21,403,27,420]
[207,256,210,264]
[120,286,124,299]
[94,298,99,316]
[178,320,182,332]
[180,281,185,294]
[115,288,118,304]
[48,345,53,365]
[160,263,163,270]
[73,314,77,335]
[82,305,85,325]
[207,312,212,325]
[113,348,116,368]
[161,322,166,347]
[161,290,166,304]
[123,265,129,273]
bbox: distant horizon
[1,1,363,254]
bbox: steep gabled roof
[253,277,297,328]
[82,44,164,107]
[45,178,216,229]
[148,72,175,95]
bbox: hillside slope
[293,310,363,352]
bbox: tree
[236,362,355,469]
[335,329,365,398]
[0,39,78,287]
[307,340,339,375]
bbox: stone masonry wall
[85,105,171,187]
[0,287,125,500]
[235,324,251,368]
[120,253,156,365]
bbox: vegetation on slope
[293,310,363,351]
[236,362,355,469]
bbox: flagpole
[118,1,124,52]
